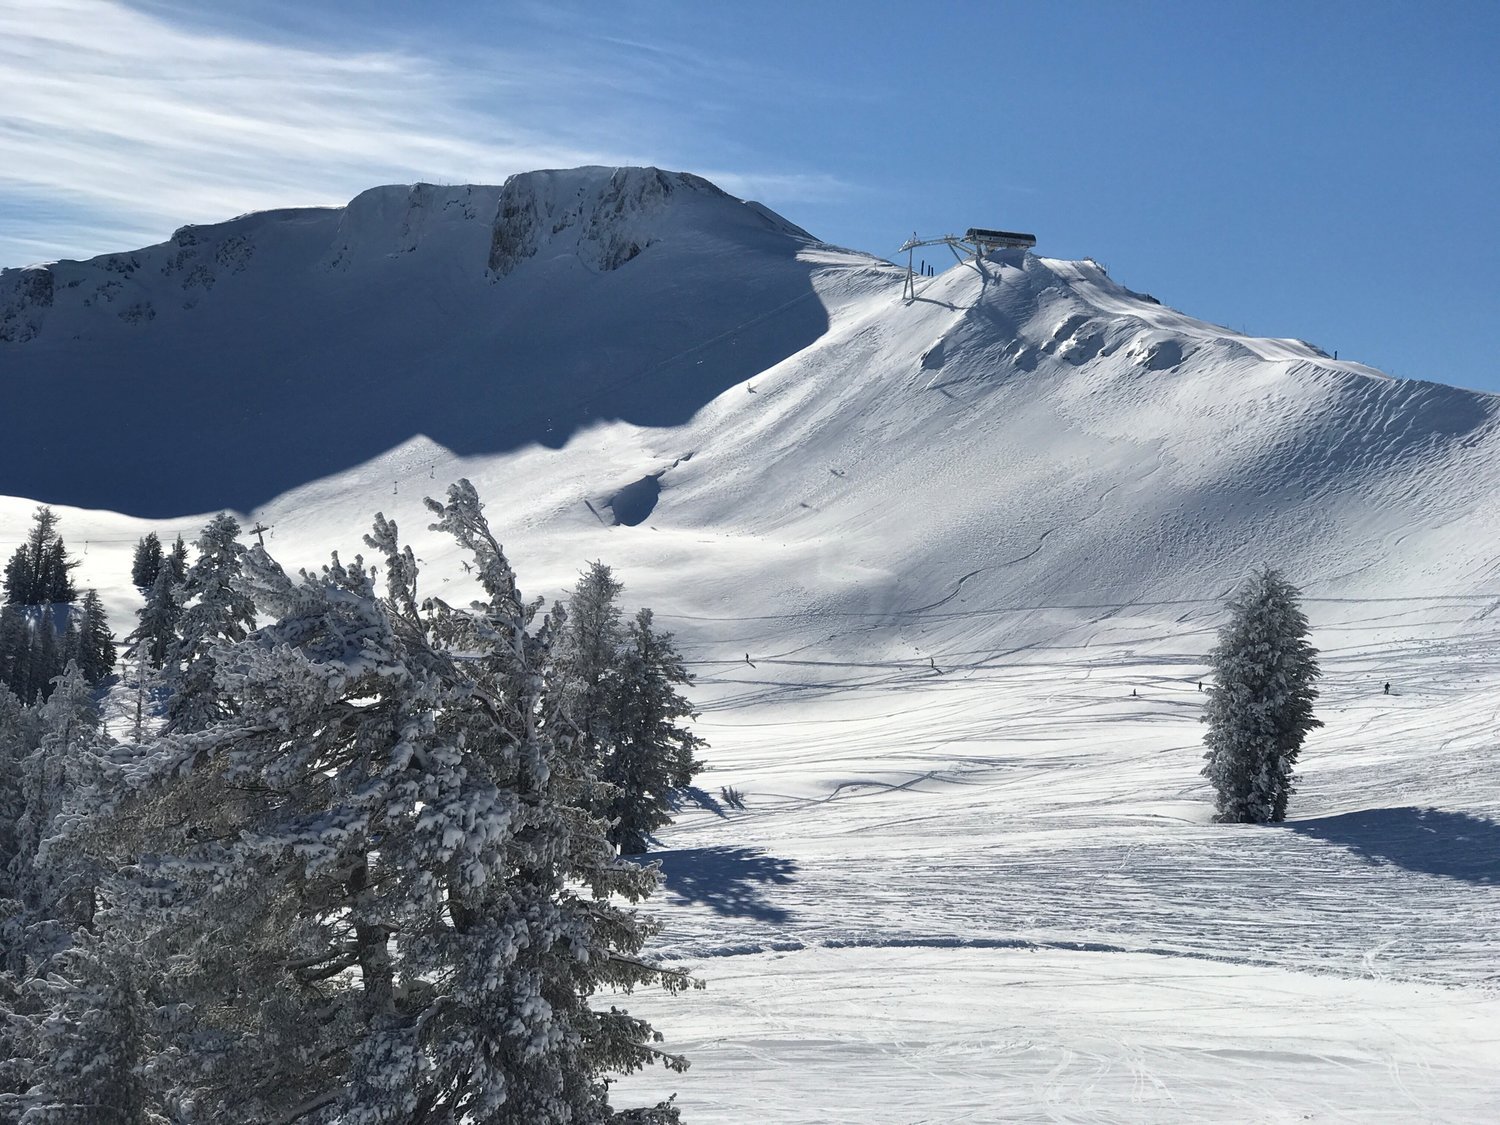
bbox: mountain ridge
[0,166,842,514]
[1,166,1496,638]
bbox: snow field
[616,946,1500,1124]
[608,603,1500,1121]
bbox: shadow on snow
[652,845,799,923]
[1286,806,1500,885]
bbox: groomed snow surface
[4,168,1500,1121]
[612,605,1500,1122]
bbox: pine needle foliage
[73,480,694,1123]
[1201,566,1322,824]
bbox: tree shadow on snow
[1286,806,1500,885]
[674,786,727,818]
[652,845,798,922]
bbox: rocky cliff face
[488,167,733,276]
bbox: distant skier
[1131,688,1137,698]
[1384,681,1390,695]
[745,653,756,668]
[1197,680,1203,692]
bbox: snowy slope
[4,168,1500,1121]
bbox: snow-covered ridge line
[0,165,798,322]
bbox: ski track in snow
[613,603,1500,1122]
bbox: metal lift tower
[898,227,1036,300]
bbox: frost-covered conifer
[13,932,154,1125]
[32,610,61,704]
[554,562,627,763]
[63,591,116,687]
[0,666,125,1120]
[163,513,255,732]
[0,684,30,885]
[547,567,704,855]
[99,482,690,1123]
[0,607,38,702]
[0,682,32,1106]
[1201,566,1322,823]
[165,536,188,584]
[14,664,107,925]
[603,609,705,855]
[125,568,178,670]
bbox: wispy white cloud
[0,0,850,265]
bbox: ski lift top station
[898,226,1036,300]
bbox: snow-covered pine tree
[2,508,77,608]
[129,533,164,592]
[0,606,36,701]
[552,561,627,771]
[0,665,125,1121]
[126,567,179,670]
[96,482,690,1123]
[0,680,32,1109]
[13,664,108,927]
[0,683,29,876]
[163,513,255,732]
[602,609,705,855]
[1201,566,1322,823]
[416,481,694,1122]
[0,605,72,703]
[32,609,62,704]
[165,536,188,584]
[63,591,116,687]
[12,931,153,1125]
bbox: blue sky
[3,0,1496,391]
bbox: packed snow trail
[612,605,1500,1122]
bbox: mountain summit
[0,166,833,514]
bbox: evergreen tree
[0,683,30,887]
[603,609,705,855]
[14,933,152,1125]
[553,562,627,772]
[32,609,62,704]
[127,568,179,671]
[2,508,77,608]
[0,606,35,701]
[549,566,706,855]
[6,611,64,704]
[166,536,188,584]
[1,666,142,1122]
[1201,567,1322,824]
[94,482,690,1122]
[129,534,163,592]
[63,591,115,687]
[163,514,254,732]
[0,681,33,1109]
[12,664,105,925]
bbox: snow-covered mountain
[0,167,828,515]
[2,164,1496,620]
[5,168,1500,1121]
